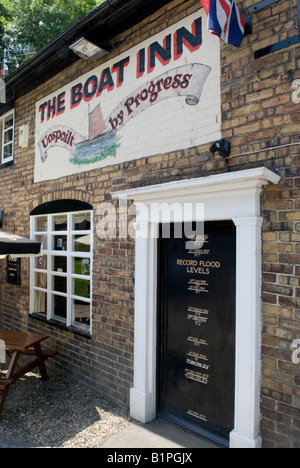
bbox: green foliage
[0,1,10,62]
[0,0,106,70]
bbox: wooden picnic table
[0,330,58,415]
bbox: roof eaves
[5,0,173,87]
[4,0,174,100]
[5,0,115,88]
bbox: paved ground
[102,419,220,449]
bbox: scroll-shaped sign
[38,125,84,163]
[105,63,211,132]
[0,339,6,364]
[292,339,300,364]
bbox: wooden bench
[0,378,13,390]
[0,331,58,415]
[20,348,58,359]
[0,378,14,414]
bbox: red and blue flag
[201,0,245,47]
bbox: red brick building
[0,0,299,448]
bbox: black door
[158,221,236,447]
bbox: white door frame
[112,167,280,448]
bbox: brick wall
[220,0,300,448]
[0,0,299,447]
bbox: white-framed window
[0,110,15,164]
[30,209,93,334]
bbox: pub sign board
[6,257,21,285]
[34,10,221,182]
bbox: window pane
[53,295,67,321]
[4,114,13,130]
[35,216,48,232]
[34,291,47,316]
[53,215,67,231]
[73,278,90,298]
[73,234,91,252]
[34,234,47,250]
[4,128,13,144]
[52,275,67,294]
[53,235,67,251]
[3,143,12,160]
[34,255,47,270]
[73,257,90,276]
[53,256,67,273]
[72,299,90,331]
[34,272,47,289]
[73,212,91,231]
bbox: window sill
[29,313,92,339]
[1,160,14,169]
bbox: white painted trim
[30,210,93,334]
[1,109,15,165]
[112,168,281,448]
[231,216,263,449]
[112,167,280,203]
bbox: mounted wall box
[19,125,29,148]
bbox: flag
[201,0,245,47]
